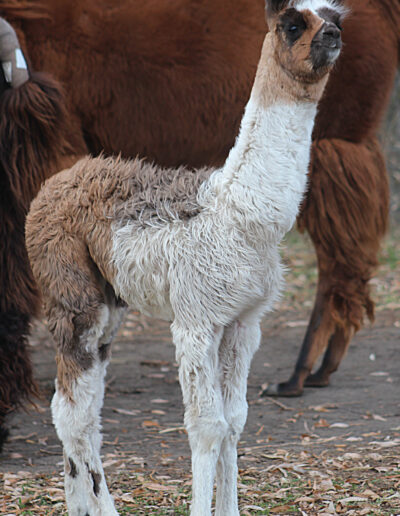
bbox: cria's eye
[289,25,298,32]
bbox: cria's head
[265,0,347,83]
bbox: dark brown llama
[0,6,70,447]
[0,0,398,449]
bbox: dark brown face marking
[266,0,291,19]
[278,8,307,46]
[317,7,344,30]
[310,9,342,71]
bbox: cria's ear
[265,0,290,19]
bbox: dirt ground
[1,304,399,472]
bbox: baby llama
[26,0,344,514]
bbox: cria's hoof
[260,382,303,398]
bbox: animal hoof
[260,382,303,398]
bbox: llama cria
[26,0,344,514]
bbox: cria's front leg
[216,317,262,516]
[172,322,228,516]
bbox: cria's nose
[322,22,341,42]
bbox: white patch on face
[291,0,348,17]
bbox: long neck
[210,33,327,236]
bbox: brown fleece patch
[56,352,93,401]
[75,155,213,226]
[27,155,213,287]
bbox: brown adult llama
[0,0,398,448]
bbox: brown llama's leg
[0,204,41,451]
[305,323,354,387]
[263,273,335,397]
[263,138,389,397]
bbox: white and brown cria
[26,0,345,514]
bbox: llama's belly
[110,223,174,321]
[109,218,285,326]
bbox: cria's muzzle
[0,17,29,88]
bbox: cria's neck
[208,34,323,234]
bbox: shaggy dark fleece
[0,71,70,445]
[0,312,40,452]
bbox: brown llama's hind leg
[263,272,335,397]
[305,324,354,387]
[0,204,41,451]
[264,138,389,397]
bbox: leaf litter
[2,444,399,515]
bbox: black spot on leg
[68,457,78,478]
[86,463,101,497]
[91,470,101,496]
[98,342,111,362]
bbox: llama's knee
[227,403,248,443]
[187,415,229,457]
[49,303,112,394]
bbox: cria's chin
[311,43,342,69]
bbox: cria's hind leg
[47,264,125,516]
[215,315,262,516]
[51,302,120,516]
